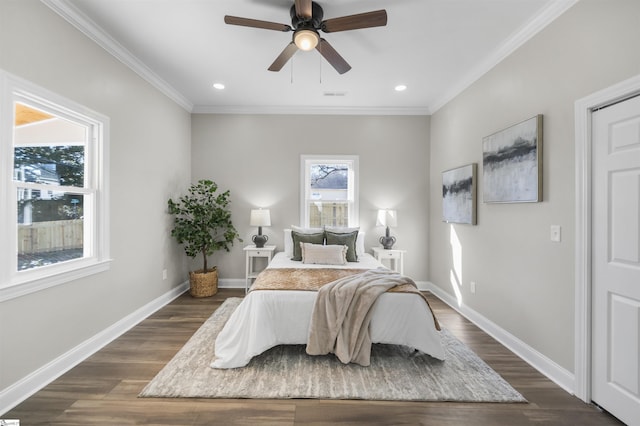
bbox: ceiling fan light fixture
[294,29,319,51]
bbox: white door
[592,94,640,426]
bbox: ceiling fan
[224,0,387,74]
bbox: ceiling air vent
[323,91,347,97]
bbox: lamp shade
[376,209,398,228]
[250,209,271,227]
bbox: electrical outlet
[470,281,476,294]
[162,269,168,280]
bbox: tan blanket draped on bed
[250,268,369,292]
[250,268,440,331]
[305,269,435,366]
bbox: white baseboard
[218,278,245,289]
[217,277,574,394]
[0,281,189,415]
[2,278,576,415]
[415,280,430,291]
[424,282,575,395]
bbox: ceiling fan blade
[224,15,291,32]
[268,42,299,71]
[321,10,387,33]
[294,0,312,20]
[316,38,351,74]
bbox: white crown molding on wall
[41,0,428,117]
[41,0,194,112]
[191,105,431,116]
[429,0,579,113]
[42,0,577,116]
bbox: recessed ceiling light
[395,84,407,92]
[213,83,225,90]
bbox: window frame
[0,70,110,301]
[300,155,359,228]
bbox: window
[0,71,110,300]
[300,155,358,228]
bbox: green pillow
[325,230,359,262]
[291,231,325,261]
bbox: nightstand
[372,247,406,275]
[244,245,276,293]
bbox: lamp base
[379,235,396,250]
[252,234,268,248]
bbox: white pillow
[284,229,293,257]
[356,231,365,257]
[324,226,359,233]
[284,227,325,257]
[291,225,324,233]
[301,243,347,265]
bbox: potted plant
[168,179,242,297]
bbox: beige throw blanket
[306,268,419,366]
[250,268,369,292]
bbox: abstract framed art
[442,163,477,225]
[482,115,543,203]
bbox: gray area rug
[140,297,526,402]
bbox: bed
[211,230,444,369]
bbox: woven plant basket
[189,267,218,297]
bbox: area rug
[140,298,525,402]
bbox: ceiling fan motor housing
[290,2,323,30]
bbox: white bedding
[211,252,444,368]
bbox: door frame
[574,73,640,402]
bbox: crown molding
[429,0,579,113]
[192,105,431,116]
[41,0,577,117]
[41,0,193,112]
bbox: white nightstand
[372,247,406,275]
[244,245,276,293]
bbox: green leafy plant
[168,180,242,272]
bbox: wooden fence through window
[308,202,349,228]
[18,219,83,254]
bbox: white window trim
[0,70,111,302]
[300,155,359,228]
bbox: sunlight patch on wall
[449,224,463,306]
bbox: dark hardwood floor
[4,289,623,425]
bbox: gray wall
[191,114,430,281]
[3,0,638,405]
[0,1,191,390]
[429,0,640,372]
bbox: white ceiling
[46,0,576,115]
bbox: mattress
[211,252,444,368]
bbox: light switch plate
[550,225,561,242]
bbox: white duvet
[211,252,444,368]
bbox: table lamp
[377,209,397,249]
[250,209,271,248]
